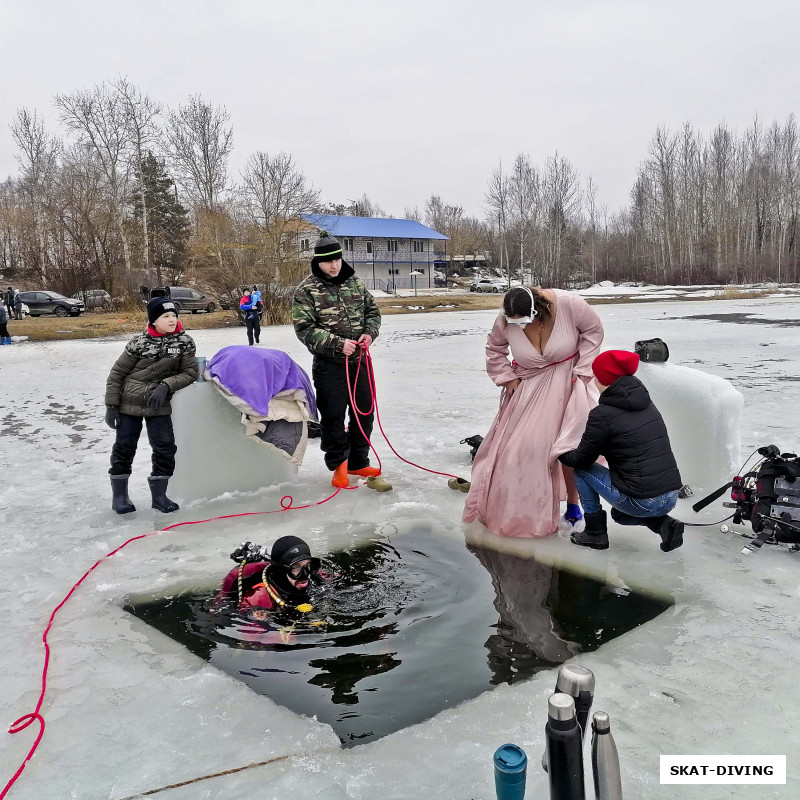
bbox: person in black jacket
[558,350,684,552]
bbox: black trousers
[245,316,261,345]
[312,356,374,471]
[109,413,177,476]
[0,322,8,338]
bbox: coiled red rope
[1,487,352,799]
[345,344,459,480]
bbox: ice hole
[124,523,672,747]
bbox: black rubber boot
[570,509,609,550]
[148,476,180,513]
[643,516,685,552]
[110,474,136,515]
[610,507,639,526]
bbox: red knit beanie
[592,350,640,386]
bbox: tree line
[2,78,798,300]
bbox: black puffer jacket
[105,329,196,417]
[559,375,682,498]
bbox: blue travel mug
[494,743,527,800]
[195,356,207,382]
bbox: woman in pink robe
[463,288,604,538]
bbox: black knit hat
[147,296,179,325]
[311,231,343,266]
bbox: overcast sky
[1,0,798,219]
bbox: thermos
[591,712,623,800]
[545,693,586,800]
[195,356,207,382]
[493,743,527,800]
[542,664,595,771]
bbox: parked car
[18,291,85,317]
[143,286,217,313]
[470,278,509,293]
[72,289,111,310]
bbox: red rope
[1,487,352,800]
[345,345,459,480]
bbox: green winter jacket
[292,262,381,361]
[105,328,197,417]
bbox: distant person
[216,536,325,614]
[13,290,23,320]
[463,286,604,537]
[104,297,197,515]
[0,302,10,345]
[251,284,262,305]
[558,350,684,552]
[292,232,382,488]
[239,289,261,345]
[3,286,13,315]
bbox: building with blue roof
[298,214,449,291]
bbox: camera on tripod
[693,444,800,555]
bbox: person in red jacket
[217,536,323,614]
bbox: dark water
[125,527,671,746]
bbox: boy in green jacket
[292,232,381,488]
[104,297,197,514]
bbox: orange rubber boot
[348,465,381,478]
[332,461,350,488]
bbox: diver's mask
[288,559,320,582]
[505,286,538,326]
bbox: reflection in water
[307,652,401,705]
[469,546,577,685]
[125,525,671,746]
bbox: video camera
[693,445,800,555]
[230,541,270,564]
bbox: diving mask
[505,315,534,326]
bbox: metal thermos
[591,712,623,800]
[195,356,207,382]
[545,693,586,800]
[542,664,595,771]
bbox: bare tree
[10,108,61,281]
[55,83,134,275]
[541,153,581,284]
[241,150,319,280]
[584,176,599,283]
[166,95,233,211]
[507,154,539,284]
[484,164,510,280]
[113,78,162,273]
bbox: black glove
[104,406,120,430]
[147,383,170,410]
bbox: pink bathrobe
[463,290,604,538]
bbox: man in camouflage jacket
[293,232,381,487]
[104,297,197,514]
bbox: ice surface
[637,362,743,490]
[2,298,800,799]
[170,380,295,505]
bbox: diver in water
[217,535,324,613]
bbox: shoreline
[6,285,800,343]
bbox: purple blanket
[208,346,317,418]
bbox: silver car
[73,289,111,310]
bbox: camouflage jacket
[292,268,381,361]
[105,329,197,417]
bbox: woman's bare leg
[562,466,580,505]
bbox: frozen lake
[1,297,799,799]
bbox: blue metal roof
[300,214,449,240]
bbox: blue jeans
[574,463,677,522]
